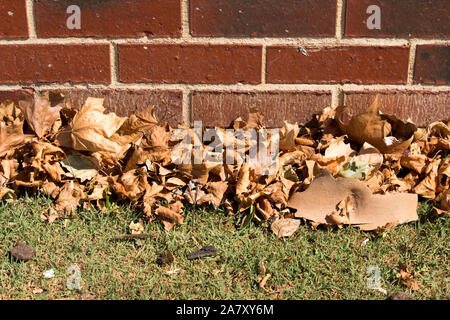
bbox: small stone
[387,291,414,300]
[10,242,36,261]
[156,249,174,266]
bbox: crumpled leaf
[0,122,33,158]
[413,158,440,199]
[335,96,416,154]
[270,218,300,237]
[129,220,144,235]
[18,92,62,138]
[155,201,184,231]
[55,181,84,214]
[324,136,356,159]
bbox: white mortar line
[181,0,191,39]
[334,1,346,109]
[407,40,418,85]
[332,87,345,109]
[3,37,450,46]
[331,87,339,108]
[25,0,37,39]
[1,37,448,48]
[181,0,191,126]
[110,42,119,84]
[182,90,190,126]
[261,46,267,84]
[1,83,449,92]
[336,0,345,40]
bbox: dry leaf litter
[0,94,448,236]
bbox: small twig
[187,181,199,229]
[113,233,155,240]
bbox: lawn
[0,195,448,300]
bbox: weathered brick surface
[35,0,181,38]
[344,91,450,126]
[345,0,450,38]
[414,45,450,85]
[0,1,447,129]
[0,44,110,84]
[267,46,410,84]
[191,91,332,127]
[43,89,183,126]
[190,0,336,37]
[118,44,262,84]
[0,0,28,39]
[0,90,33,104]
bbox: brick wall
[0,0,449,127]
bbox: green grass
[0,194,448,300]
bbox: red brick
[0,0,28,38]
[118,44,262,84]
[344,91,450,126]
[266,45,410,84]
[42,89,183,126]
[345,0,450,38]
[0,44,110,84]
[414,45,450,85]
[191,91,332,127]
[0,90,33,104]
[35,0,181,38]
[190,0,336,37]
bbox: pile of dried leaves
[0,93,448,235]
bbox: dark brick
[118,44,262,84]
[42,89,183,126]
[191,91,332,127]
[345,0,450,38]
[0,44,110,84]
[414,45,450,85]
[190,0,336,37]
[0,0,28,39]
[35,0,181,38]
[0,90,33,104]
[267,45,410,84]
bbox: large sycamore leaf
[19,93,62,138]
[61,98,130,158]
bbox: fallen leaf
[19,92,62,138]
[258,273,272,291]
[61,154,99,182]
[335,96,416,154]
[270,218,300,237]
[57,98,130,158]
[129,220,144,235]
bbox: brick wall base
[0,0,448,127]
